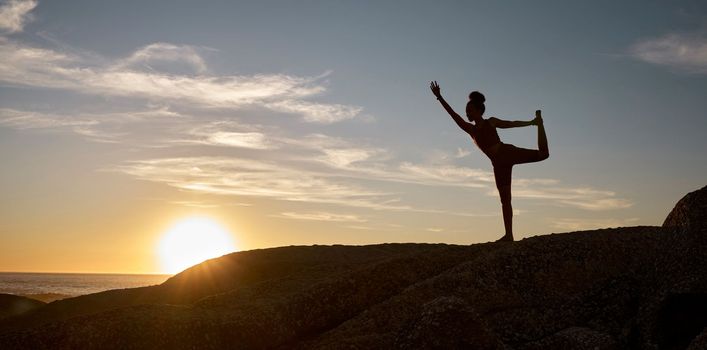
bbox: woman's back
[470,118,501,155]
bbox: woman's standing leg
[498,184,513,241]
[493,163,514,241]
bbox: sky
[1,0,706,274]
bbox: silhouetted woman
[430,81,548,242]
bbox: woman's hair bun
[468,91,485,104]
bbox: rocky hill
[0,294,45,320]
[0,186,705,349]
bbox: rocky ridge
[0,185,705,349]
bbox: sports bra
[470,118,501,155]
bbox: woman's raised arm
[430,81,472,133]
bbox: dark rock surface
[0,185,705,349]
[521,326,617,350]
[663,185,707,234]
[0,294,45,320]
[687,327,707,350]
[394,296,506,349]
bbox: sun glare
[158,217,236,274]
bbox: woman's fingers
[430,81,440,94]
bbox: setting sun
[157,217,236,274]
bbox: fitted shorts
[491,143,544,189]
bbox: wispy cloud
[111,42,209,74]
[169,201,221,209]
[177,120,275,149]
[319,148,381,168]
[107,157,411,211]
[0,107,184,143]
[630,32,707,73]
[205,131,271,149]
[282,138,495,188]
[282,133,354,149]
[48,116,266,149]
[0,39,314,103]
[396,162,494,187]
[557,198,633,211]
[344,224,403,232]
[550,217,640,231]
[281,137,498,190]
[273,211,367,222]
[511,187,632,210]
[0,0,36,33]
[0,108,97,129]
[0,38,363,123]
[266,99,362,123]
[455,147,471,158]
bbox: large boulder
[663,185,707,234]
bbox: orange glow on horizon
[157,217,237,274]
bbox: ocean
[0,272,171,302]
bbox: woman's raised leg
[535,112,548,160]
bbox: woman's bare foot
[495,234,514,242]
[533,110,543,126]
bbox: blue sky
[1,0,706,272]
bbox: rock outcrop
[0,185,705,349]
[663,185,707,234]
[0,294,45,320]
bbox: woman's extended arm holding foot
[490,118,533,129]
[490,111,542,129]
[430,81,473,133]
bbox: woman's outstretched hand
[430,81,442,99]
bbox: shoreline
[0,272,172,303]
[0,271,171,277]
[19,293,74,303]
